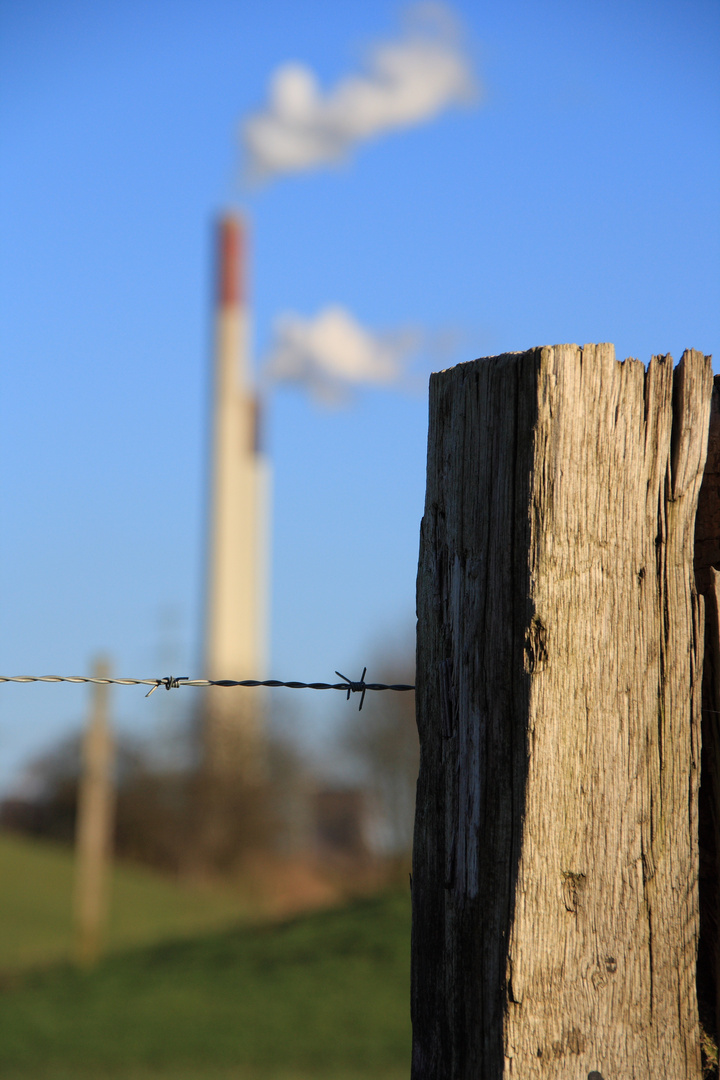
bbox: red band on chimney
[218,216,243,308]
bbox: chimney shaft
[218,215,243,308]
[204,209,268,781]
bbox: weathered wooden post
[412,345,713,1078]
[74,656,115,968]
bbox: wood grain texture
[412,345,713,1079]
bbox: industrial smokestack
[218,214,241,308]
[203,213,269,779]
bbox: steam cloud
[243,3,477,182]
[263,306,421,404]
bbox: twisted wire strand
[0,671,415,710]
[5,673,717,718]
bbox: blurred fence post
[74,656,115,968]
[412,346,713,1078]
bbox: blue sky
[1,0,718,788]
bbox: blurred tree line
[0,649,418,879]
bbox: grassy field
[0,833,411,1079]
[0,831,257,971]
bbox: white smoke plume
[243,3,478,182]
[263,305,422,405]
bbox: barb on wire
[145,676,189,698]
[337,668,367,710]
[0,670,415,711]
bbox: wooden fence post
[74,656,115,968]
[412,345,713,1078]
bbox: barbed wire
[7,671,720,720]
[0,668,414,711]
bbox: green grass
[0,831,255,970]
[0,832,411,1078]
[0,891,412,1080]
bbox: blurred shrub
[340,648,418,859]
[0,729,304,877]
